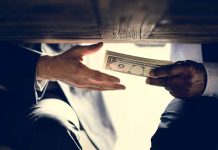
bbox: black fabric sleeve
[0,44,41,110]
[202,43,218,62]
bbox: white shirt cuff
[35,80,48,92]
[202,63,218,98]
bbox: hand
[37,42,126,91]
[146,60,207,98]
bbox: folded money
[104,51,172,77]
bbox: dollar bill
[104,50,172,77]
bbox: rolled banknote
[104,50,172,77]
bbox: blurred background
[84,43,173,150]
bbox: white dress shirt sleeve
[203,63,218,98]
[34,44,49,92]
[170,44,203,62]
[35,80,48,91]
[170,43,218,98]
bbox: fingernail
[119,86,126,90]
[90,42,103,49]
[121,85,126,89]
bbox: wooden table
[0,0,218,43]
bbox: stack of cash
[104,51,172,77]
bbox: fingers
[81,64,121,83]
[88,70,120,83]
[146,60,206,98]
[64,61,125,91]
[78,72,126,90]
[72,42,103,57]
[70,76,125,91]
[63,75,125,91]
[146,76,189,98]
[77,81,126,91]
[77,86,124,91]
[55,56,126,91]
[146,75,197,98]
[148,62,191,78]
[146,76,190,87]
[165,86,189,93]
[148,64,181,78]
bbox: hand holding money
[104,51,172,77]
[103,51,206,98]
[146,60,207,98]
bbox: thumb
[72,42,103,58]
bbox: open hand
[146,60,207,98]
[37,42,125,91]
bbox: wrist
[36,55,55,80]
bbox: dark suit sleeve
[0,44,41,109]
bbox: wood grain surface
[0,0,218,43]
